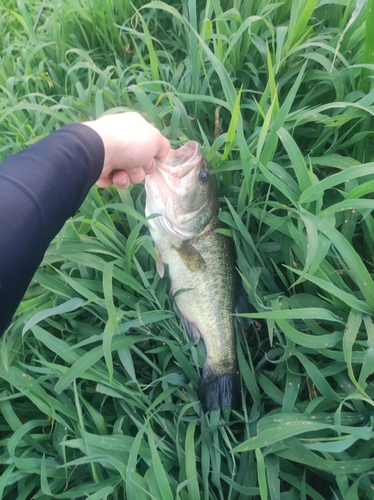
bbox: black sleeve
[0,123,105,334]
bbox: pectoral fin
[155,247,165,278]
[173,240,206,272]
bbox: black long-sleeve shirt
[0,124,105,334]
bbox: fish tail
[198,362,241,412]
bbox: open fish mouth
[156,141,201,179]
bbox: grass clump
[1,0,374,499]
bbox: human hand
[83,112,170,189]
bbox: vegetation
[1,0,374,498]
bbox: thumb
[156,135,171,161]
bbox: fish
[144,141,241,412]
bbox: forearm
[0,124,104,334]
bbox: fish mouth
[156,141,201,179]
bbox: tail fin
[198,362,241,412]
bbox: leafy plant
[1,0,374,499]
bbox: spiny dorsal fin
[234,287,254,329]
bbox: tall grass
[1,0,374,498]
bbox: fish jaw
[155,141,201,185]
[145,141,202,205]
[145,140,217,243]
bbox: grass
[1,0,374,498]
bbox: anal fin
[179,314,201,344]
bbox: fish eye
[198,171,209,183]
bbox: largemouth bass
[145,141,241,412]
